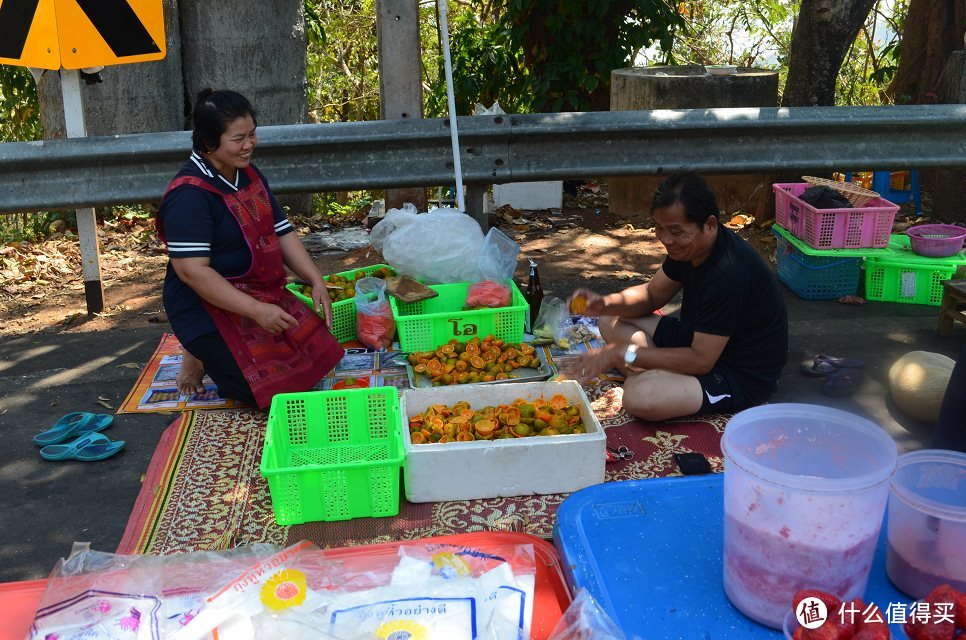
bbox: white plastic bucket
[721,403,898,628]
[886,449,966,598]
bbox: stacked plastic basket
[771,182,966,305]
[771,181,899,300]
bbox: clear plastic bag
[368,203,418,253]
[31,540,538,640]
[465,227,520,309]
[531,296,566,343]
[547,588,636,640]
[355,277,395,350]
[29,541,282,640]
[380,207,485,284]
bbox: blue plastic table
[552,475,912,639]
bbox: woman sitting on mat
[156,88,342,408]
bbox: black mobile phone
[674,452,712,475]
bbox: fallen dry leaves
[0,220,166,325]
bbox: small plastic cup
[886,449,966,599]
[721,403,898,629]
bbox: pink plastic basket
[906,224,966,258]
[773,183,899,249]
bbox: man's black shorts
[652,316,747,413]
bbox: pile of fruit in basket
[407,336,542,385]
[408,394,586,444]
[297,266,396,303]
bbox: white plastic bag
[368,203,418,253]
[381,207,485,284]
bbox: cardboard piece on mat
[386,275,438,303]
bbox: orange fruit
[570,295,587,314]
[549,394,569,410]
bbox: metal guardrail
[1,104,965,212]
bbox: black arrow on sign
[74,0,160,57]
[0,0,41,60]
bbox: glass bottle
[524,258,543,333]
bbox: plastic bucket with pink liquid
[721,403,898,629]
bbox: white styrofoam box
[493,181,564,210]
[399,380,605,502]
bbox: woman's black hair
[191,89,257,152]
[650,172,720,226]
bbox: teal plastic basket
[772,224,879,300]
[261,387,404,524]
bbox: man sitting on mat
[560,172,788,420]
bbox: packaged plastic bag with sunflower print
[169,540,348,640]
[171,540,537,640]
[324,542,537,640]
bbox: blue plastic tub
[551,475,915,640]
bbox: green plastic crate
[285,264,394,343]
[389,280,529,353]
[260,387,404,524]
[864,234,966,306]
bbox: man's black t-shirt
[661,225,788,404]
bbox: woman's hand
[310,281,335,329]
[252,302,298,334]
[566,288,606,317]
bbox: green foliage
[0,65,42,142]
[665,0,907,106]
[837,0,908,105]
[425,6,529,116]
[0,65,48,243]
[426,0,682,115]
[305,0,381,123]
[313,191,373,219]
[0,212,59,244]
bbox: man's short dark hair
[651,172,720,226]
[191,89,258,153]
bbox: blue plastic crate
[552,475,914,640]
[774,225,864,300]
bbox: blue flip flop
[32,412,114,446]
[39,432,125,462]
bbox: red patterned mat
[117,381,728,555]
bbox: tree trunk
[179,1,308,126]
[37,0,184,139]
[782,0,877,106]
[886,0,966,105]
[179,0,311,213]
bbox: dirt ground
[0,182,782,336]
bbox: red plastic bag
[465,279,511,309]
[357,310,395,350]
[355,277,396,349]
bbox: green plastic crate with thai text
[389,280,528,352]
[260,387,404,524]
[285,264,395,343]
